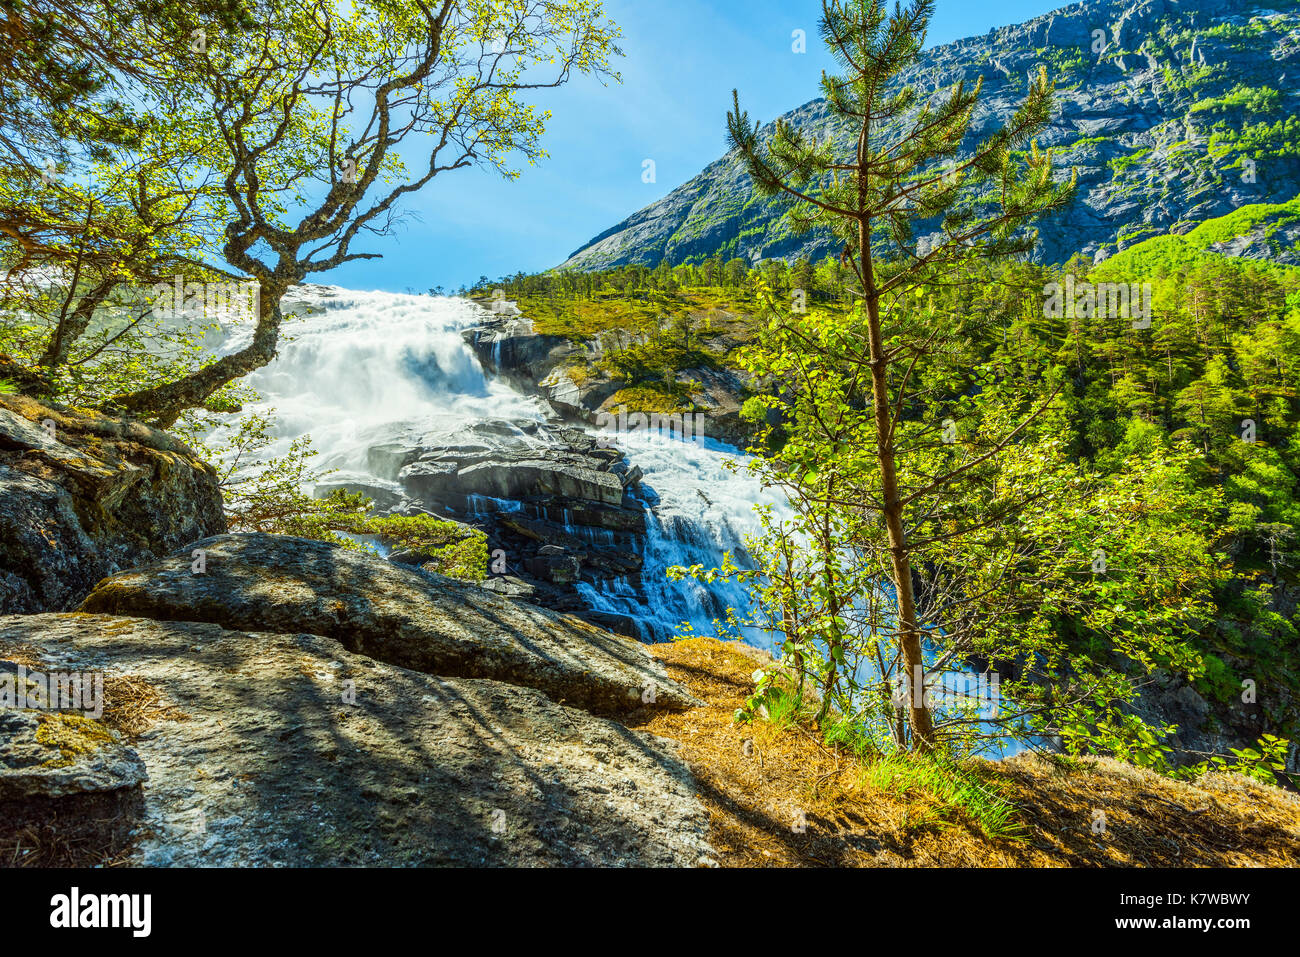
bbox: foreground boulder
[0,395,225,614]
[80,533,700,716]
[0,664,148,864]
[0,614,712,866]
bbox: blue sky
[326,0,1067,293]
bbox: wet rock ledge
[322,418,656,636]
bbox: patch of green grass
[604,384,693,414]
[562,360,594,387]
[1117,224,1163,245]
[738,674,1020,838]
[522,292,672,340]
[757,684,812,729]
[863,752,1025,839]
[1207,117,1300,161]
[1091,198,1300,282]
[290,500,490,582]
[821,715,881,762]
[1108,147,1150,175]
[1190,84,1281,117]
[1062,135,1109,152]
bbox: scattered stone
[480,576,537,599]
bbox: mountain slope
[562,0,1300,270]
[1091,195,1300,278]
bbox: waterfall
[210,285,547,470]
[209,284,788,650]
[576,429,787,648]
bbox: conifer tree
[726,0,1077,750]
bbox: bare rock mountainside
[563,0,1300,271]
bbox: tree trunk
[816,494,843,726]
[40,280,114,369]
[105,282,286,429]
[860,217,936,753]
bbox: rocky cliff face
[462,310,758,449]
[0,395,226,614]
[563,0,1300,270]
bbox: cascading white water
[210,285,548,469]
[576,430,788,648]
[210,284,788,649]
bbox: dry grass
[633,637,1300,867]
[0,792,142,869]
[4,633,1297,868]
[97,673,188,737]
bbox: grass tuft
[863,752,1025,840]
